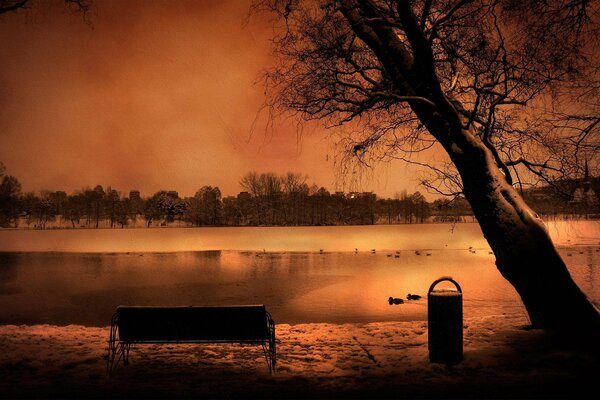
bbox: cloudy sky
[0,0,427,198]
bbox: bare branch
[0,0,28,14]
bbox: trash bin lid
[429,289,461,296]
[428,277,462,295]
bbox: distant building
[348,191,375,200]
[129,190,141,202]
[361,192,376,200]
[570,161,598,207]
[237,191,251,200]
[522,161,599,216]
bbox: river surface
[0,222,598,326]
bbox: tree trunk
[426,111,600,329]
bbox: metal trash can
[428,276,463,364]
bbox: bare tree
[105,187,120,228]
[185,186,223,226]
[240,171,265,224]
[0,162,22,227]
[256,0,600,329]
[282,172,309,224]
[0,0,90,16]
[63,192,85,228]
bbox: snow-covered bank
[1,314,597,398]
[1,220,598,253]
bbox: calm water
[0,223,598,326]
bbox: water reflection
[0,247,596,327]
[585,247,594,288]
[0,253,19,282]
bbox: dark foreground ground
[1,315,598,399]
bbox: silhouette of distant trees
[237,172,378,225]
[0,162,22,227]
[377,191,432,224]
[144,191,185,227]
[2,163,599,229]
[30,194,55,229]
[185,186,222,226]
[63,192,85,228]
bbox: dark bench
[106,305,276,375]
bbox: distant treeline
[1,165,598,229]
[0,168,473,229]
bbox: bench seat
[106,305,276,375]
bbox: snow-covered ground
[1,314,597,398]
[1,220,598,253]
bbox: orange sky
[0,0,427,198]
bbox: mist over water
[0,223,597,327]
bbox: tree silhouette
[185,186,223,226]
[0,163,22,227]
[63,192,85,228]
[256,0,600,329]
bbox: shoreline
[0,245,597,257]
[1,314,598,399]
[4,221,480,231]
[0,220,598,253]
[1,216,598,231]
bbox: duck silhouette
[406,293,422,300]
[388,296,404,305]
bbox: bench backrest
[116,305,271,342]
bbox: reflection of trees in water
[586,247,595,289]
[560,247,597,295]
[192,251,223,273]
[82,254,104,278]
[194,250,221,259]
[0,253,20,282]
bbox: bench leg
[107,342,131,376]
[122,343,130,366]
[106,345,116,376]
[262,344,271,374]
[106,313,119,376]
[106,312,132,376]
[263,322,276,374]
[270,330,276,373]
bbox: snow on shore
[1,220,598,253]
[1,314,597,398]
